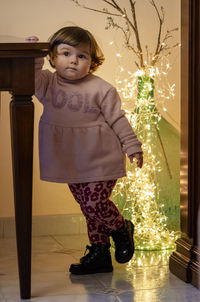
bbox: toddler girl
[28,26,143,275]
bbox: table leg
[10,95,34,299]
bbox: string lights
[111,54,180,250]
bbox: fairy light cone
[112,72,178,250]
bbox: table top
[0,35,49,51]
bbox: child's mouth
[67,67,77,71]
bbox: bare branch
[106,17,140,61]
[135,61,140,69]
[160,42,179,52]
[149,0,165,58]
[110,0,125,11]
[129,0,144,67]
[71,0,144,67]
[104,0,118,8]
[71,0,121,16]
[70,0,179,70]
[151,26,179,65]
[162,28,179,43]
[145,45,150,65]
[151,42,179,66]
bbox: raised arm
[26,36,51,102]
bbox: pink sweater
[34,58,142,184]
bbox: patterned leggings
[68,180,124,245]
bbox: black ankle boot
[110,219,134,263]
[69,244,113,275]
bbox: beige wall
[0,0,180,217]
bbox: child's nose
[70,55,78,64]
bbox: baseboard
[169,237,200,288]
[0,214,87,238]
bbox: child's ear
[49,52,55,67]
[90,61,95,73]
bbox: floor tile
[159,285,200,301]
[0,234,200,302]
[0,273,20,299]
[0,290,6,302]
[31,272,106,298]
[52,234,88,251]
[32,252,74,273]
[0,237,17,258]
[0,255,18,275]
[5,293,118,302]
[32,235,62,254]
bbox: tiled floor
[0,234,200,302]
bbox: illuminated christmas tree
[112,66,179,250]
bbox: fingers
[25,36,39,42]
[137,157,143,168]
[129,155,134,163]
[129,153,143,168]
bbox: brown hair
[48,26,105,72]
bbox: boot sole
[115,221,134,264]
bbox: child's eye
[63,51,70,56]
[79,54,86,59]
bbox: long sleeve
[34,57,51,102]
[100,87,142,156]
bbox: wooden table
[0,37,49,299]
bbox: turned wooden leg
[10,95,34,299]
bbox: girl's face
[50,43,92,81]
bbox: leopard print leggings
[68,180,124,244]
